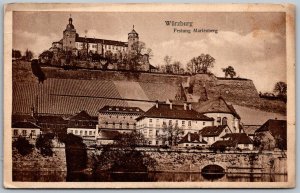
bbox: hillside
[12,61,286,117]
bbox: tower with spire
[128,25,139,51]
[63,15,77,51]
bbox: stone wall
[87,148,287,175]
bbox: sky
[13,11,286,92]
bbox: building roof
[192,96,241,119]
[99,106,144,114]
[255,119,287,140]
[178,132,207,144]
[136,103,214,121]
[243,125,260,136]
[97,129,121,140]
[69,110,96,121]
[221,133,253,144]
[199,125,229,137]
[37,115,67,124]
[76,36,127,47]
[12,121,41,129]
[12,114,36,124]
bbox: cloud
[149,30,286,92]
[13,30,60,58]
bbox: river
[13,171,287,182]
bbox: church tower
[63,16,76,51]
[128,25,139,51]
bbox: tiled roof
[200,125,228,137]
[12,114,36,124]
[211,140,236,148]
[192,96,241,119]
[178,132,207,144]
[255,119,287,142]
[221,133,253,144]
[137,103,214,121]
[243,125,260,135]
[12,121,41,129]
[99,106,144,114]
[76,36,127,47]
[37,115,67,124]
[69,110,95,121]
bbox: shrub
[13,137,34,156]
[36,133,54,156]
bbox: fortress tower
[128,25,139,51]
[63,16,77,51]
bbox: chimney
[155,100,159,108]
[170,101,173,110]
[184,103,187,110]
[188,103,192,110]
[188,132,191,142]
[199,133,203,142]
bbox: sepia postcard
[3,3,295,188]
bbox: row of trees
[12,49,33,61]
[156,54,238,78]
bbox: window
[203,122,206,126]
[75,130,78,134]
[127,123,130,129]
[222,117,228,126]
[188,121,191,127]
[14,130,18,136]
[244,144,249,147]
[89,131,92,135]
[182,121,185,126]
[169,120,172,125]
[80,130,83,135]
[31,130,36,136]
[149,141,152,145]
[156,141,159,145]
[22,130,27,136]
[156,130,159,136]
[217,117,221,123]
[85,131,87,136]
[149,119,152,123]
[120,123,122,128]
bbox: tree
[36,133,54,156]
[172,61,183,74]
[92,130,156,173]
[25,49,34,61]
[273,81,287,102]
[31,59,46,83]
[187,54,215,74]
[12,49,22,59]
[12,137,34,156]
[159,124,184,146]
[163,55,173,73]
[124,41,152,71]
[222,66,236,78]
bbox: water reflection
[13,171,288,182]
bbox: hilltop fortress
[48,16,150,71]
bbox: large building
[136,101,214,146]
[98,106,144,133]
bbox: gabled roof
[136,103,214,121]
[221,133,253,144]
[76,36,127,47]
[12,121,41,129]
[255,119,287,140]
[200,125,229,137]
[69,110,95,121]
[178,132,207,144]
[37,115,67,124]
[192,96,241,119]
[12,114,36,123]
[99,106,144,114]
